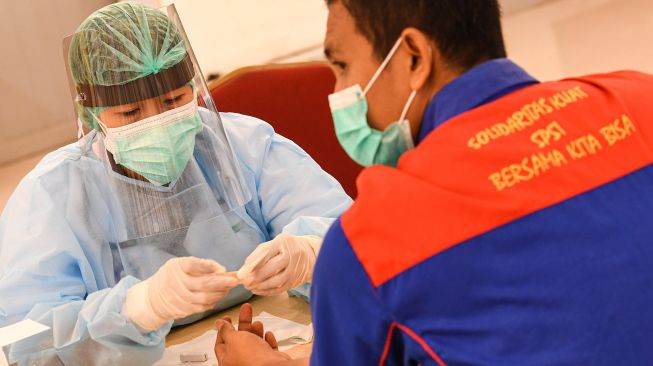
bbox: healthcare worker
[213,0,653,365]
[0,3,351,365]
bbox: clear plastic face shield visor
[60,4,259,292]
[63,3,248,207]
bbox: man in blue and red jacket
[214,1,653,365]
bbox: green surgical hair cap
[68,2,189,129]
[68,2,187,87]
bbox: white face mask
[328,37,417,167]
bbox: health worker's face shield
[63,3,249,206]
[60,4,260,291]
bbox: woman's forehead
[110,85,193,108]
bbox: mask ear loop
[399,90,418,149]
[400,90,417,122]
[89,111,116,154]
[93,113,109,136]
[76,118,85,139]
[363,37,404,96]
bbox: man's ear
[401,27,435,91]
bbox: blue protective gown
[0,111,352,365]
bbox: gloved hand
[237,233,321,296]
[123,257,239,332]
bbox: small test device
[180,352,208,363]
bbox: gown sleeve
[0,172,172,366]
[220,112,352,239]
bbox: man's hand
[219,303,280,349]
[214,304,310,366]
[214,318,291,366]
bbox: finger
[216,319,236,344]
[248,271,289,295]
[243,253,289,285]
[185,278,236,306]
[250,321,264,338]
[154,273,197,314]
[215,343,226,361]
[185,273,240,292]
[238,243,274,273]
[215,318,231,333]
[180,257,225,276]
[178,301,217,317]
[237,242,280,279]
[189,290,229,307]
[238,303,253,332]
[161,284,226,319]
[214,320,226,344]
[224,271,241,282]
[265,331,279,351]
[251,287,287,297]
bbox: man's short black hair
[327,0,507,70]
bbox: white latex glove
[237,233,321,296]
[123,257,239,332]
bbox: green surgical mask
[328,38,417,167]
[95,97,203,185]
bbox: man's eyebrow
[323,46,333,60]
[323,40,341,60]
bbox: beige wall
[503,0,653,80]
[159,0,653,79]
[0,0,114,166]
[159,0,329,76]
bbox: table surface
[166,293,313,360]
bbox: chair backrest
[209,62,362,198]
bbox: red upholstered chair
[208,62,362,198]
